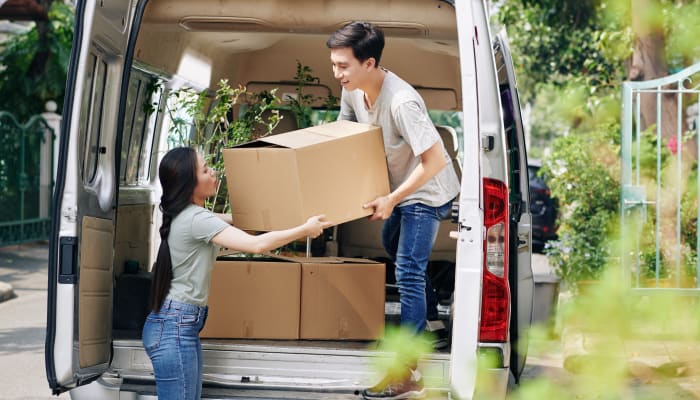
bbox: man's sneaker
[361,370,426,399]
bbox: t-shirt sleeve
[190,208,230,243]
[338,89,357,122]
[393,100,439,157]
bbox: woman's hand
[304,215,333,238]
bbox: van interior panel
[78,216,114,368]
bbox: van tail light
[534,187,550,196]
[479,178,510,342]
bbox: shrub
[541,122,621,289]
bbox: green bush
[541,122,621,289]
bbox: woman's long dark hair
[149,147,198,312]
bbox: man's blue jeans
[142,298,208,400]
[382,201,452,333]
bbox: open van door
[494,33,534,383]
[45,0,139,393]
[449,0,484,398]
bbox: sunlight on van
[177,51,212,88]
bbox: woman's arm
[215,213,233,225]
[211,215,331,254]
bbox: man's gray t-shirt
[167,204,230,306]
[339,70,460,207]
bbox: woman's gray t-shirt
[338,70,460,207]
[166,204,230,306]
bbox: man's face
[330,47,373,92]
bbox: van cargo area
[46,0,532,399]
[110,263,452,395]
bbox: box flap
[306,120,379,139]
[257,120,380,149]
[258,129,331,149]
[272,255,379,264]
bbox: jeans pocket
[142,318,164,352]
[179,312,199,326]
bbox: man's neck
[361,67,386,109]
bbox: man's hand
[363,194,398,221]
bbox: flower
[667,135,678,155]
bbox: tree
[495,0,699,288]
[0,0,73,121]
[624,0,693,157]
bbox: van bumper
[473,342,510,399]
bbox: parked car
[528,160,558,252]
[45,1,534,399]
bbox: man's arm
[364,141,447,220]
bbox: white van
[45,0,534,398]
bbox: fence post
[41,101,61,219]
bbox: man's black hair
[326,21,385,66]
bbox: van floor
[113,302,452,354]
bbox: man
[327,21,460,399]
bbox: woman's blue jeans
[382,201,452,333]
[142,298,208,400]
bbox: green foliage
[167,79,282,212]
[680,167,699,278]
[287,61,338,128]
[165,60,339,213]
[493,1,700,290]
[540,123,621,288]
[494,1,631,104]
[0,2,74,120]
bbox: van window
[429,110,464,161]
[120,69,162,185]
[81,53,107,184]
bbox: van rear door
[449,1,483,398]
[45,0,138,393]
[494,33,534,382]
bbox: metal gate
[621,63,700,293]
[0,112,55,246]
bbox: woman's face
[191,153,218,205]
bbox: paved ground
[0,242,69,399]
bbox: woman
[142,147,330,399]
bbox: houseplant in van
[166,79,283,213]
[285,61,339,128]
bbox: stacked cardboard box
[205,121,389,340]
[200,256,385,340]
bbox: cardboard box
[200,257,301,339]
[298,257,386,340]
[222,120,390,231]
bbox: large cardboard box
[200,257,301,339]
[222,120,390,231]
[298,257,386,340]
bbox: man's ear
[365,57,376,69]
